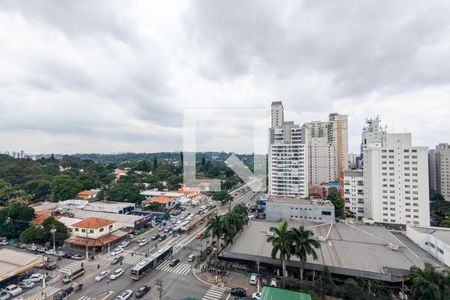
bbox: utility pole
[156,279,165,300]
[50,227,56,252]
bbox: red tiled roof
[32,209,59,225]
[72,217,115,229]
[78,190,96,196]
[150,196,173,204]
[66,233,120,247]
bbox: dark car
[135,285,151,298]
[44,261,58,270]
[230,287,246,296]
[111,255,124,265]
[53,286,74,300]
[63,252,74,259]
[158,234,167,241]
[169,258,180,267]
[151,234,160,241]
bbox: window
[75,228,79,232]
[89,229,94,234]
[99,228,104,232]
[109,225,113,229]
[81,229,86,233]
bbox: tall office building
[303,121,335,185]
[328,113,349,183]
[364,133,430,226]
[268,102,309,197]
[429,143,450,201]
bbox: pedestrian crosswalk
[156,260,191,275]
[25,286,60,300]
[122,252,145,266]
[202,285,227,300]
[78,296,92,300]
[59,260,86,274]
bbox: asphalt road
[24,188,259,300]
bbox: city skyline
[2,1,450,153]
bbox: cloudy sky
[1,1,450,154]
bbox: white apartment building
[343,170,365,218]
[268,102,309,197]
[364,133,430,226]
[361,117,387,155]
[303,121,335,185]
[429,143,450,201]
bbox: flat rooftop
[411,226,450,245]
[222,220,438,282]
[0,249,44,282]
[267,195,333,206]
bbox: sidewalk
[194,268,258,296]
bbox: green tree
[440,218,450,228]
[51,175,82,201]
[42,217,70,247]
[0,203,34,239]
[410,263,450,300]
[144,202,165,212]
[204,214,224,256]
[135,160,152,172]
[153,157,158,170]
[106,182,144,204]
[24,179,52,202]
[212,190,232,203]
[267,221,292,280]
[327,191,345,219]
[342,278,364,300]
[290,226,320,285]
[318,267,335,297]
[21,225,46,245]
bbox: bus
[130,245,173,280]
[62,266,85,284]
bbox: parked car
[119,241,130,248]
[18,280,35,289]
[270,278,277,287]
[95,270,110,282]
[111,255,124,265]
[249,273,258,285]
[134,285,150,298]
[109,269,124,280]
[151,234,160,241]
[54,251,65,257]
[127,234,135,239]
[0,291,10,300]
[252,292,261,300]
[28,274,44,282]
[169,258,180,267]
[63,252,74,259]
[45,249,55,255]
[158,234,167,241]
[111,247,123,256]
[0,239,9,246]
[26,245,37,252]
[4,285,22,296]
[14,243,26,249]
[115,289,132,300]
[138,239,148,247]
[36,247,47,253]
[230,287,246,296]
[187,254,196,262]
[71,254,84,260]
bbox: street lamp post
[85,230,89,260]
[50,228,57,252]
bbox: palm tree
[204,214,223,256]
[290,226,320,285]
[267,221,292,279]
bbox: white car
[111,247,123,256]
[95,270,110,282]
[115,290,133,300]
[3,285,22,296]
[119,241,130,248]
[0,239,8,246]
[18,280,35,289]
[252,292,261,300]
[45,249,55,255]
[54,251,65,257]
[138,239,148,247]
[249,273,258,285]
[28,274,44,282]
[270,278,277,287]
[109,268,124,280]
[0,291,10,300]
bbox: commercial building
[328,113,349,183]
[77,190,98,200]
[428,143,450,201]
[266,195,335,223]
[268,102,309,197]
[0,249,45,283]
[363,133,430,226]
[82,201,135,214]
[142,196,176,209]
[140,190,188,202]
[221,220,433,283]
[406,226,450,267]
[343,170,365,218]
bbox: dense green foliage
[342,278,365,300]
[430,192,450,227]
[0,202,35,239]
[409,263,450,300]
[326,191,345,219]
